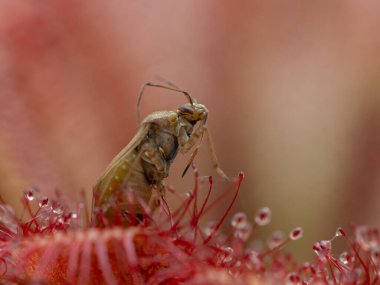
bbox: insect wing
[93,124,150,204]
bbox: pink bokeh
[1,1,380,260]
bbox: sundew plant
[0,167,379,285]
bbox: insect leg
[139,140,169,182]
[203,127,230,181]
[178,123,204,153]
[179,125,229,180]
[134,142,168,210]
[181,148,198,177]
[179,124,204,177]
[120,141,168,187]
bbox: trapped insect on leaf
[91,82,228,227]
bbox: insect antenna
[136,82,195,123]
[155,75,181,90]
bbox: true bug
[92,82,228,226]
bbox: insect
[92,81,228,227]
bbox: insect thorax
[139,124,179,183]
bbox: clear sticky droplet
[56,217,64,226]
[339,251,355,265]
[247,250,264,271]
[371,246,380,265]
[63,212,78,222]
[254,207,271,226]
[231,212,247,229]
[234,222,252,241]
[221,246,234,264]
[300,262,316,276]
[51,200,63,215]
[355,226,379,251]
[335,227,344,237]
[267,231,285,249]
[38,197,49,208]
[203,220,217,236]
[24,188,36,201]
[286,272,301,285]
[289,227,303,240]
[312,240,331,262]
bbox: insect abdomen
[92,149,154,225]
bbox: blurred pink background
[1,1,380,260]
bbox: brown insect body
[92,82,226,227]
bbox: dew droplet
[24,188,37,201]
[247,250,264,271]
[371,246,380,265]
[57,217,64,225]
[267,231,285,249]
[220,246,234,264]
[254,207,271,226]
[234,222,252,241]
[336,227,344,237]
[340,251,355,265]
[231,212,247,229]
[51,200,63,215]
[355,226,379,251]
[312,240,331,262]
[203,220,217,236]
[300,262,316,276]
[62,211,77,223]
[38,197,49,208]
[286,272,301,285]
[289,227,303,240]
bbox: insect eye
[179,105,194,114]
